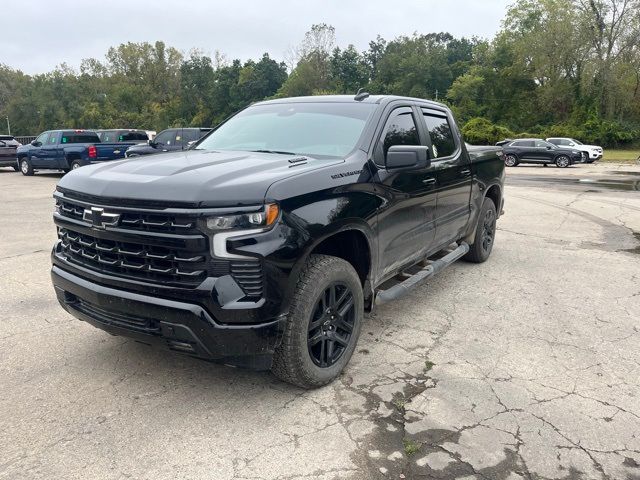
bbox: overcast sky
[1,0,512,74]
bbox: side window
[422,111,456,158]
[535,140,550,148]
[154,130,174,146]
[35,132,50,146]
[380,108,420,158]
[48,132,60,144]
[182,129,202,143]
[174,130,184,147]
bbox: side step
[375,242,470,306]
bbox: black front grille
[58,227,208,286]
[56,198,197,235]
[54,194,266,298]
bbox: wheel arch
[284,222,377,312]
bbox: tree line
[1,0,639,146]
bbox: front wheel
[271,254,364,389]
[20,158,34,176]
[555,155,570,168]
[463,197,497,264]
[504,154,518,167]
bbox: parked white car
[546,138,603,163]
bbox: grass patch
[424,360,435,373]
[403,439,423,456]
[392,397,407,412]
[602,149,640,163]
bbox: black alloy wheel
[481,207,496,254]
[307,282,355,368]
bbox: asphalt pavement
[1,163,639,480]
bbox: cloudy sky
[1,0,512,74]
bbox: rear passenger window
[380,108,420,157]
[422,111,456,158]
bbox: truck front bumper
[51,266,286,369]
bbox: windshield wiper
[250,149,299,156]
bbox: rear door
[533,140,555,162]
[421,108,472,246]
[374,105,438,278]
[42,131,63,167]
[511,140,535,160]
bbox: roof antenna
[354,88,370,101]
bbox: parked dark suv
[502,139,582,168]
[125,128,211,157]
[0,135,21,170]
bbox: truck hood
[57,150,344,207]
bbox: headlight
[204,204,279,232]
[201,203,280,259]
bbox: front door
[373,106,438,279]
[42,131,62,168]
[30,132,50,168]
[421,109,472,246]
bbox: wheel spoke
[328,284,337,307]
[308,331,323,347]
[319,339,327,367]
[334,317,354,335]
[326,340,335,362]
[337,295,354,318]
[332,332,350,347]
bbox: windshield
[195,102,376,158]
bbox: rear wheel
[504,154,518,167]
[555,155,570,168]
[70,160,82,170]
[20,158,34,176]
[271,254,364,389]
[463,197,497,264]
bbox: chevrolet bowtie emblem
[83,207,120,229]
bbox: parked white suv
[546,138,603,163]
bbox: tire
[19,158,34,176]
[70,160,82,170]
[463,197,497,264]
[504,154,518,167]
[555,155,570,168]
[12,165,19,172]
[271,254,364,389]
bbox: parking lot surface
[1,164,639,480]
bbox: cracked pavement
[1,164,639,480]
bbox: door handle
[460,169,471,177]
[422,178,437,186]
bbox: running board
[375,242,470,305]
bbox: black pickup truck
[50,95,504,388]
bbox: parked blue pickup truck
[16,130,129,176]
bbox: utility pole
[5,116,10,135]
[435,90,439,101]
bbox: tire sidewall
[288,257,364,386]
[20,158,32,175]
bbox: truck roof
[255,94,449,110]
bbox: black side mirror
[148,140,157,147]
[31,140,41,147]
[546,146,552,150]
[385,145,431,171]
